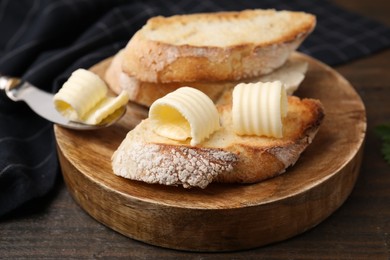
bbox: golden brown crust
[146,10,315,45]
[106,50,309,107]
[105,49,230,106]
[122,9,316,83]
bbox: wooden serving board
[55,53,366,252]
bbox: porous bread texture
[105,50,308,107]
[111,96,325,188]
[122,9,316,83]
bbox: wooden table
[1,1,389,258]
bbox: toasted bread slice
[122,9,315,83]
[105,50,230,107]
[106,50,308,107]
[111,96,324,188]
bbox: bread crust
[111,96,325,188]
[106,50,308,107]
[122,9,315,83]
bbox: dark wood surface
[1,0,389,258]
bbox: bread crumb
[112,141,238,189]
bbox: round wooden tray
[55,53,366,252]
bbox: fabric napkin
[1,0,390,217]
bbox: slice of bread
[105,50,309,107]
[121,9,315,83]
[105,50,230,107]
[111,96,324,189]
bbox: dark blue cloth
[1,0,389,217]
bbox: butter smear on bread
[149,87,220,146]
[54,69,129,125]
